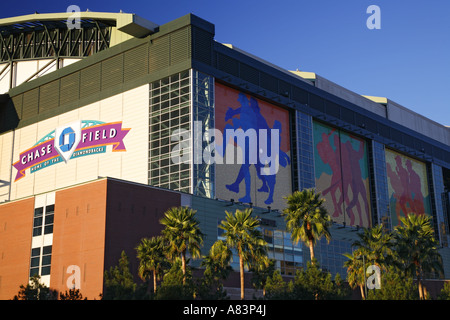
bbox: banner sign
[13,121,130,181]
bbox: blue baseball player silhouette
[221,94,290,205]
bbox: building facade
[0,12,449,299]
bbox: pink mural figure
[340,137,370,226]
[386,162,403,223]
[406,159,425,215]
[387,155,426,224]
[395,155,415,217]
[317,130,370,226]
[317,130,343,219]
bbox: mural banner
[313,121,371,227]
[385,149,431,226]
[214,83,292,210]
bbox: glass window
[149,71,193,193]
[44,205,54,235]
[33,208,44,237]
[41,266,51,276]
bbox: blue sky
[2,0,450,127]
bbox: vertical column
[295,111,315,191]
[192,70,215,199]
[371,141,391,230]
[431,163,448,247]
[29,192,55,287]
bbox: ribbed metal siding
[124,44,148,82]
[240,63,259,86]
[80,63,101,99]
[216,53,239,77]
[22,88,39,118]
[149,35,169,73]
[292,86,308,105]
[260,72,278,93]
[59,72,80,105]
[38,80,60,113]
[101,54,123,90]
[192,26,212,66]
[170,26,191,66]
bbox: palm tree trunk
[240,254,245,300]
[418,280,424,300]
[417,271,424,300]
[181,250,187,285]
[309,239,315,264]
[153,271,157,294]
[360,284,366,300]
[415,264,424,300]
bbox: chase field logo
[13,120,130,181]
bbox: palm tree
[136,236,166,294]
[201,240,233,298]
[343,224,394,300]
[160,206,204,284]
[219,208,268,300]
[202,240,233,277]
[352,224,394,271]
[343,250,367,299]
[282,189,332,264]
[394,213,443,300]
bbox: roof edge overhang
[0,11,159,37]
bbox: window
[149,70,192,194]
[44,205,54,235]
[29,245,52,277]
[33,205,55,237]
[29,248,41,277]
[216,222,304,275]
[41,246,52,276]
[33,208,43,237]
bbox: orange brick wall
[0,197,35,300]
[0,178,183,300]
[50,179,108,300]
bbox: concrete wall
[386,99,450,146]
[314,74,387,118]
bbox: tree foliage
[366,266,418,300]
[283,189,332,264]
[160,206,204,284]
[219,208,268,300]
[102,250,141,300]
[264,260,350,300]
[13,274,56,300]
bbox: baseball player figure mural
[314,122,372,228]
[215,84,292,209]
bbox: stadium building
[0,11,449,299]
